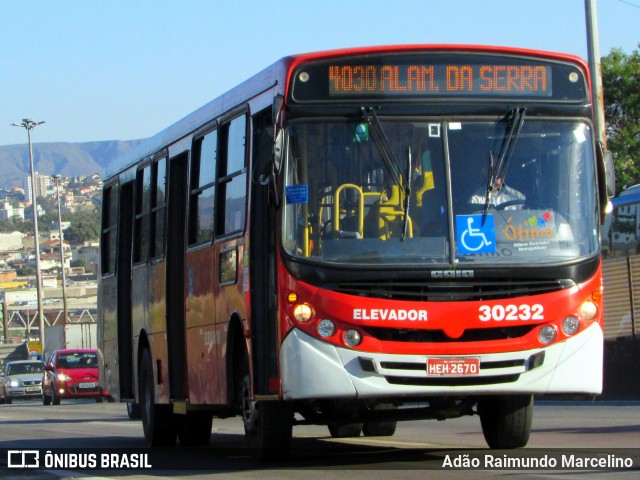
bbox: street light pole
[585,0,607,147]
[54,175,69,324]
[11,119,46,354]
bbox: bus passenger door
[249,109,279,396]
[116,181,135,400]
[166,153,189,401]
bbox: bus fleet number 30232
[478,304,545,322]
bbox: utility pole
[585,0,607,147]
[54,175,69,323]
[11,119,46,354]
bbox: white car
[0,360,45,404]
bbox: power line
[616,0,640,9]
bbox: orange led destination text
[329,64,549,95]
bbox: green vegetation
[602,45,640,191]
[0,206,101,244]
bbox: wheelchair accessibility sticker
[456,214,496,254]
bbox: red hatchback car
[42,349,104,405]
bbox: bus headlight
[343,329,362,347]
[538,325,557,345]
[579,300,598,320]
[317,319,335,337]
[562,316,580,335]
[293,303,313,323]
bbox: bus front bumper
[280,323,603,400]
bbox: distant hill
[0,139,144,188]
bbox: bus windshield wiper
[402,146,413,240]
[482,107,526,223]
[361,107,411,239]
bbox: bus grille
[335,279,573,301]
[385,374,520,387]
[380,358,526,387]
[363,325,535,342]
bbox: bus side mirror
[596,141,615,224]
[604,149,615,198]
[272,94,284,125]
[272,94,285,172]
[273,128,284,173]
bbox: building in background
[23,173,50,201]
[0,202,25,221]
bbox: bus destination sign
[290,53,588,103]
[328,64,552,97]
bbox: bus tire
[140,348,177,447]
[362,420,397,437]
[178,412,213,446]
[242,375,292,461]
[327,422,363,438]
[126,402,141,420]
[479,394,533,449]
[362,404,397,437]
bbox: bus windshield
[282,118,599,266]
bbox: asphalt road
[0,399,638,479]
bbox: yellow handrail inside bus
[302,201,310,257]
[334,183,364,237]
[379,185,413,238]
[414,171,435,207]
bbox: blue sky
[1,0,638,146]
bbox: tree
[602,45,640,192]
[63,208,101,244]
[16,266,35,277]
[0,216,29,233]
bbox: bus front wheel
[139,348,177,447]
[362,404,397,437]
[327,422,363,438]
[478,394,533,449]
[242,374,292,461]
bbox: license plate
[78,382,97,389]
[427,357,480,376]
[26,386,41,393]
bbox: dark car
[42,349,104,405]
[0,360,45,404]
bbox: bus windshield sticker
[457,214,497,255]
[504,212,556,252]
[285,185,309,204]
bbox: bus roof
[104,44,587,181]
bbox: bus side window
[189,129,217,246]
[133,165,151,264]
[101,184,118,275]
[150,157,167,259]
[217,114,248,237]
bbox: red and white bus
[98,45,613,459]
